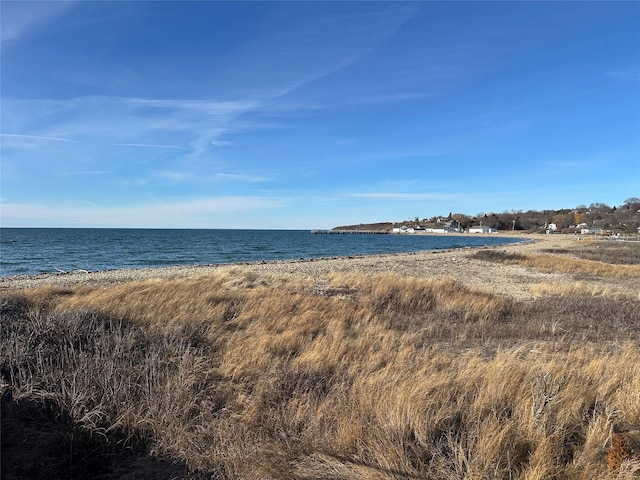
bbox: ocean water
[0,228,524,277]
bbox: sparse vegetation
[471,249,640,278]
[543,242,640,266]
[528,281,639,300]
[2,244,640,479]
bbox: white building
[469,225,497,234]
[423,227,455,233]
[392,226,415,234]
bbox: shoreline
[0,234,589,299]
[0,234,535,282]
[0,230,528,281]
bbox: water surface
[0,228,524,277]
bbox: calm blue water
[0,228,524,277]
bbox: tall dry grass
[543,242,640,266]
[2,267,639,479]
[528,281,640,300]
[472,250,640,278]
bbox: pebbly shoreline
[1,234,599,300]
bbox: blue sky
[1,1,638,229]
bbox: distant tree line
[421,198,640,233]
[338,198,640,234]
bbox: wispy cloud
[330,149,451,165]
[55,171,108,177]
[126,97,257,115]
[237,3,418,102]
[344,192,464,201]
[153,170,272,184]
[210,140,233,147]
[153,171,192,183]
[2,96,258,155]
[1,133,79,144]
[349,92,435,105]
[542,160,590,170]
[1,196,288,228]
[0,4,418,166]
[0,1,73,47]
[215,173,271,182]
[606,67,640,82]
[540,149,629,171]
[112,143,191,150]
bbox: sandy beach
[3,233,633,300]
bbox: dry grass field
[1,237,639,479]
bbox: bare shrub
[523,295,640,343]
[0,302,229,477]
[0,393,196,479]
[471,249,528,263]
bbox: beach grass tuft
[472,249,640,278]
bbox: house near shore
[393,219,463,234]
[423,226,457,233]
[469,225,497,234]
[581,228,603,235]
[392,226,415,234]
[420,220,463,233]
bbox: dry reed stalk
[528,282,638,300]
[475,250,640,278]
[523,254,640,278]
